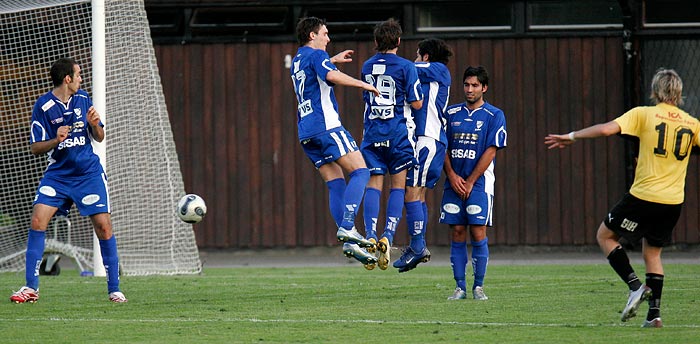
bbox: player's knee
[30,217,48,231]
[93,226,113,240]
[451,226,467,242]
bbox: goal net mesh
[0,0,202,275]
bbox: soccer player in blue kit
[290,17,380,265]
[395,38,453,273]
[10,58,127,303]
[441,66,507,300]
[361,18,423,270]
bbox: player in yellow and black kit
[544,68,698,328]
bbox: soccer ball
[177,194,207,224]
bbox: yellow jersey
[614,103,700,204]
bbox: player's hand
[544,133,575,149]
[364,83,380,97]
[447,173,468,200]
[56,125,71,142]
[462,182,473,201]
[331,50,354,64]
[87,106,101,127]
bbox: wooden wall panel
[153,35,697,249]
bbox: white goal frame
[0,0,202,276]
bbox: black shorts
[603,193,682,247]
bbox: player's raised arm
[326,69,379,96]
[87,106,105,142]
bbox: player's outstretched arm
[544,121,621,149]
[326,70,379,96]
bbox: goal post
[0,0,202,276]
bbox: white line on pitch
[1,318,699,328]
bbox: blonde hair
[650,68,683,106]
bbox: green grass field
[0,263,698,343]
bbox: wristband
[568,131,576,141]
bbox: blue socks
[405,200,424,252]
[363,187,381,240]
[471,237,489,289]
[99,235,121,294]
[326,178,346,227]
[451,238,489,290]
[383,188,405,244]
[25,229,45,290]
[450,241,467,291]
[340,168,369,230]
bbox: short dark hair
[417,38,453,65]
[373,18,402,52]
[463,65,489,87]
[296,17,326,46]
[50,57,78,87]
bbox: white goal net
[0,0,202,275]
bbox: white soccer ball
[177,194,207,224]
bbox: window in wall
[527,0,622,30]
[302,5,403,35]
[415,2,513,32]
[189,6,291,35]
[644,0,700,28]
[146,7,185,36]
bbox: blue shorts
[361,134,416,175]
[34,172,111,217]
[439,188,493,226]
[301,127,359,168]
[407,136,445,188]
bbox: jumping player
[396,38,453,273]
[290,17,379,265]
[361,18,423,270]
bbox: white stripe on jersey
[483,160,496,195]
[424,81,442,140]
[412,78,422,101]
[404,102,417,150]
[496,126,508,147]
[317,75,341,131]
[31,121,47,142]
[330,131,347,156]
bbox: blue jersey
[30,89,104,179]
[290,46,342,141]
[445,101,507,195]
[413,62,451,145]
[361,53,423,143]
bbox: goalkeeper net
[0,0,202,275]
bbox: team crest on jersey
[476,121,484,131]
[74,108,82,118]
